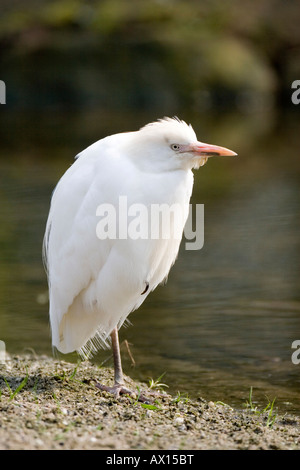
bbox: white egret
[43,117,236,399]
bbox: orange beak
[188,141,237,157]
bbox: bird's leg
[95,328,149,401]
[110,326,126,387]
[95,327,130,396]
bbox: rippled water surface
[0,110,299,415]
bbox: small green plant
[172,391,190,404]
[245,386,258,413]
[133,385,142,404]
[32,377,39,403]
[128,386,161,410]
[215,401,233,410]
[264,397,277,428]
[54,362,80,382]
[148,372,168,391]
[244,387,277,427]
[140,402,161,411]
[69,363,79,380]
[52,392,61,411]
[3,370,29,400]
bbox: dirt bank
[0,354,299,450]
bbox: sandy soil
[0,354,299,450]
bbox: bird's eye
[170,144,180,151]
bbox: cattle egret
[43,117,237,399]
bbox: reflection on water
[0,110,299,415]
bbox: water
[0,109,299,415]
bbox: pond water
[0,109,299,415]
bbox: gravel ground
[0,354,299,450]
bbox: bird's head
[125,117,237,172]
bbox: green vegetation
[2,369,29,401]
[54,362,81,382]
[0,0,298,112]
[244,387,277,428]
[148,372,169,391]
[172,391,190,404]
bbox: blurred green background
[0,0,300,413]
[1,0,300,111]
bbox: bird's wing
[43,135,152,355]
[43,137,120,351]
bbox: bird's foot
[95,382,134,398]
[94,381,151,403]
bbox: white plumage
[43,117,236,397]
